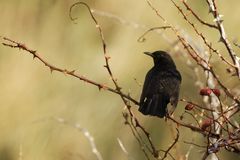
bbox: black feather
[139,51,181,118]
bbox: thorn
[153,150,159,158]
[219,19,224,23]
[116,86,122,91]
[105,55,111,60]
[33,55,37,59]
[134,119,140,127]
[219,14,224,18]
[213,18,218,22]
[138,37,146,43]
[98,85,102,91]
[50,68,54,74]
[180,114,184,120]
[103,65,107,68]
[98,84,107,90]
[122,112,129,125]
[208,8,213,13]
[19,43,26,48]
[63,69,68,75]
[218,37,224,43]
[69,70,75,74]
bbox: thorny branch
[69,2,165,159]
[2,2,162,160]
[145,0,240,159]
[146,0,240,105]
[170,0,237,70]
[206,0,240,78]
[137,26,171,42]
[181,0,218,29]
[160,128,179,160]
[2,37,138,105]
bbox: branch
[161,128,180,160]
[180,98,214,112]
[167,116,219,139]
[170,0,237,70]
[206,0,240,78]
[70,1,124,101]
[2,37,139,105]
[181,0,218,29]
[137,26,171,42]
[69,2,159,159]
[54,117,103,160]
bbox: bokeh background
[0,0,240,159]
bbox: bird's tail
[139,94,169,118]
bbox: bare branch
[54,117,103,160]
[170,0,237,70]
[2,37,139,105]
[161,128,180,160]
[137,26,171,42]
[181,0,218,29]
[206,0,240,78]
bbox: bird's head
[144,50,176,68]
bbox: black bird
[139,51,181,118]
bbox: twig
[69,2,124,98]
[167,116,219,138]
[180,98,214,112]
[161,128,180,160]
[137,26,171,42]
[206,0,240,78]
[54,117,103,160]
[117,138,135,160]
[70,2,160,158]
[3,1,159,158]
[184,111,201,128]
[183,141,206,148]
[181,0,218,29]
[170,0,237,70]
[71,2,122,93]
[122,112,151,160]
[2,37,139,105]
[18,144,23,160]
[134,118,159,158]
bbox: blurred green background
[0,0,240,160]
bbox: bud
[200,88,212,96]
[185,103,194,111]
[212,89,220,97]
[201,118,213,130]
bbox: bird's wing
[158,70,181,114]
[139,69,181,117]
[141,69,181,99]
[139,69,159,104]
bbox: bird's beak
[143,52,153,57]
